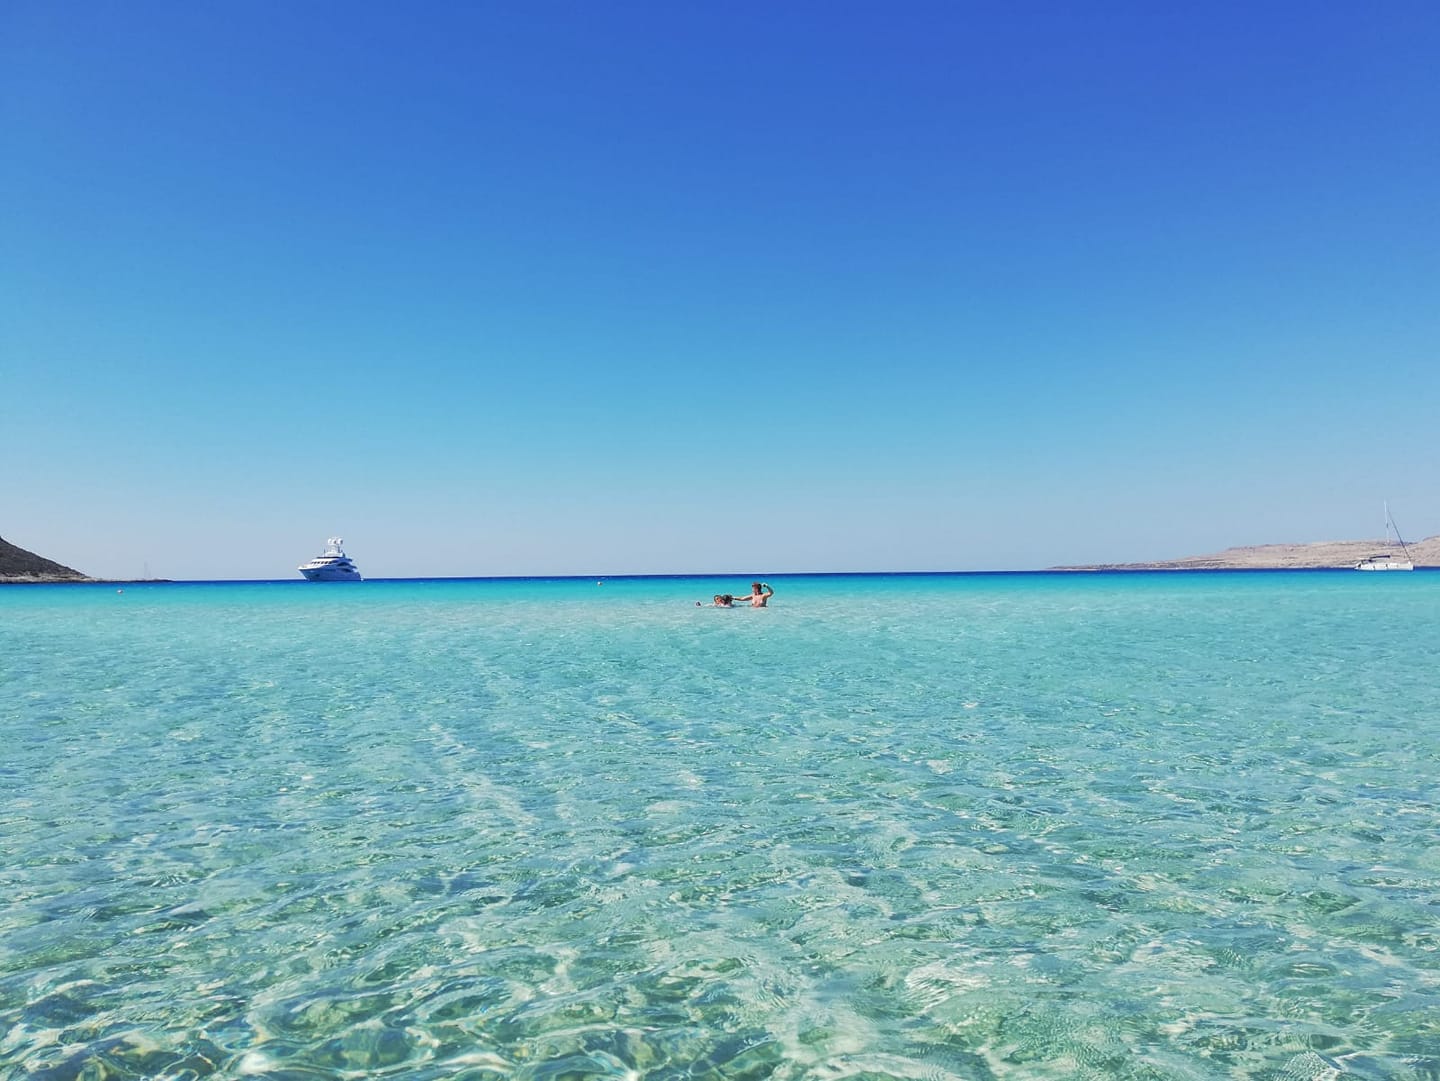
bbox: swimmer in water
[736,582,773,608]
[713,594,735,607]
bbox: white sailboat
[1354,504,1414,571]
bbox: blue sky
[4,2,1437,579]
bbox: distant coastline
[3,534,1435,583]
[1053,535,1438,572]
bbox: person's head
[713,595,723,605]
[720,594,733,605]
[751,582,763,594]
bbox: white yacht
[1354,504,1414,571]
[298,538,363,581]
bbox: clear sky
[4,2,1437,580]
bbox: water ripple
[3,574,1440,1079]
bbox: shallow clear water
[3,572,1438,1080]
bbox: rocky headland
[0,536,95,584]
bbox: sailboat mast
[1386,502,1413,560]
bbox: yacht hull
[299,566,362,581]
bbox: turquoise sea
[3,572,1438,1081]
